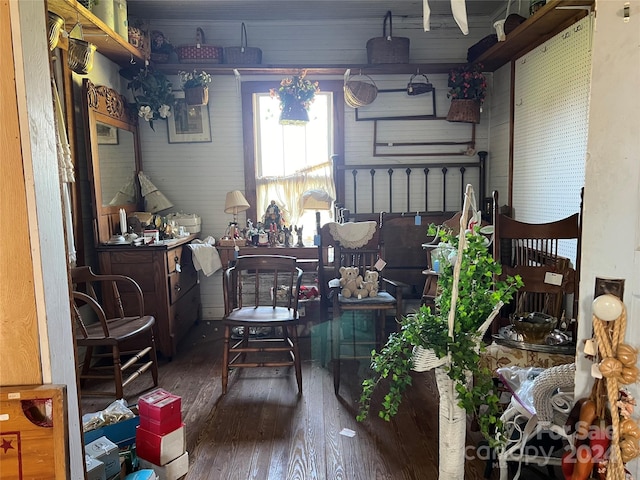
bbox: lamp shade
[224,190,250,215]
[145,190,174,213]
[301,189,333,211]
[138,171,174,213]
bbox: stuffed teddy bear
[339,266,366,299]
[363,270,379,297]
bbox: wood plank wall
[0,0,42,385]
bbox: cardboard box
[138,451,189,480]
[138,389,182,421]
[139,413,182,436]
[84,415,140,448]
[136,423,186,466]
[85,455,106,480]
[85,436,120,479]
[138,389,182,435]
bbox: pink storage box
[138,388,182,435]
[139,412,182,436]
[138,388,182,421]
[136,423,186,466]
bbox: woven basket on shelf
[176,28,223,64]
[366,11,410,64]
[344,72,378,108]
[224,23,262,64]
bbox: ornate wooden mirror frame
[82,79,142,245]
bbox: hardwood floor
[80,314,558,480]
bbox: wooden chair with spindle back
[70,266,159,400]
[222,255,303,395]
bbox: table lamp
[301,189,333,246]
[224,190,250,238]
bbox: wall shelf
[48,0,146,68]
[476,0,594,71]
[153,63,464,76]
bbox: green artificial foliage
[121,67,175,131]
[358,223,523,446]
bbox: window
[241,80,344,246]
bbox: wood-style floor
[79,315,557,480]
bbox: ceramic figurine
[295,225,304,247]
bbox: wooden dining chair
[492,190,582,336]
[318,221,403,394]
[70,266,159,400]
[222,255,303,394]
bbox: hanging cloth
[52,78,77,265]
[423,0,469,35]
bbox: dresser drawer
[167,245,195,274]
[169,284,200,351]
[168,266,198,305]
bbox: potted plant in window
[357,186,522,479]
[122,66,175,131]
[270,70,320,125]
[178,70,212,106]
[446,63,487,124]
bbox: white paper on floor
[339,428,356,437]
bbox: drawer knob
[174,284,181,292]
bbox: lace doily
[327,221,377,248]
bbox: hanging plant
[446,63,487,123]
[358,216,522,449]
[178,70,212,106]
[121,66,175,130]
[269,70,320,125]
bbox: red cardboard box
[138,389,182,422]
[139,410,182,436]
[136,423,186,466]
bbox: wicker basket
[224,23,262,64]
[176,28,223,64]
[184,85,209,106]
[68,23,96,75]
[366,11,410,64]
[344,72,378,108]
[47,11,64,51]
[446,99,481,124]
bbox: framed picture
[167,91,212,143]
[96,122,119,144]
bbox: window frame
[241,79,344,225]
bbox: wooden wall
[0,0,42,385]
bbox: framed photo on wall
[167,91,212,143]
[96,122,119,144]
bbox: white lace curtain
[256,160,336,227]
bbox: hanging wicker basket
[67,23,97,75]
[47,12,64,51]
[446,99,481,124]
[344,72,378,108]
[184,85,209,106]
[279,101,309,125]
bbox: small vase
[446,99,481,124]
[184,85,209,106]
[279,102,310,125]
